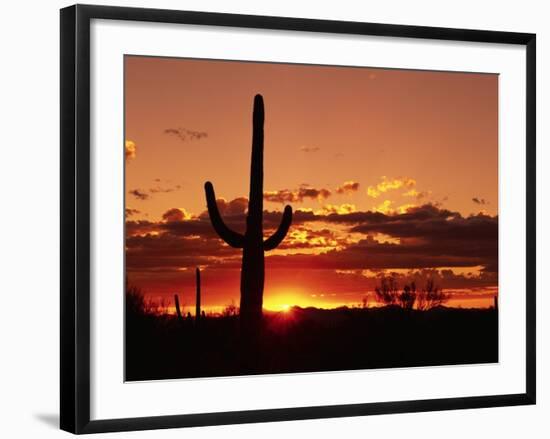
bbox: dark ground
[125,305,498,381]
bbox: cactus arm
[263,205,293,251]
[204,181,245,248]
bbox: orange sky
[124,56,498,312]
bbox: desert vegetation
[125,280,498,381]
[374,276,450,310]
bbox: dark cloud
[126,220,159,237]
[125,208,141,218]
[126,233,239,273]
[264,235,495,272]
[164,127,208,142]
[129,189,149,200]
[350,207,495,241]
[149,184,181,194]
[262,204,497,272]
[472,197,489,205]
[335,181,360,194]
[126,202,498,285]
[314,204,459,225]
[264,186,331,203]
[208,197,249,216]
[162,208,192,222]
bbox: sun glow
[263,289,306,312]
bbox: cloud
[472,197,489,205]
[129,189,149,200]
[162,208,193,222]
[403,189,430,200]
[367,176,416,198]
[200,197,249,217]
[125,208,140,218]
[164,128,208,142]
[125,140,136,160]
[373,200,393,214]
[266,225,497,272]
[278,228,339,250]
[126,220,159,237]
[126,232,239,273]
[335,181,360,194]
[264,185,331,203]
[318,204,357,215]
[289,203,496,270]
[349,205,496,241]
[149,184,181,194]
[125,201,498,295]
[299,146,320,153]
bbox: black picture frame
[60,4,536,434]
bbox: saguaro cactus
[195,267,201,321]
[205,94,293,329]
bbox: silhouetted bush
[416,279,449,310]
[375,276,400,305]
[399,282,417,310]
[126,284,166,317]
[222,300,239,317]
[126,285,148,317]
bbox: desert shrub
[374,276,400,306]
[126,285,147,316]
[126,284,163,316]
[416,279,449,310]
[222,300,239,317]
[399,282,417,310]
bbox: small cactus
[205,95,293,330]
[195,267,201,322]
[174,294,183,320]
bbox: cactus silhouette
[205,94,293,329]
[174,294,183,321]
[195,267,201,322]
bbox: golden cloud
[125,140,136,160]
[367,176,416,198]
[162,207,193,222]
[372,200,416,215]
[373,200,393,214]
[318,204,357,215]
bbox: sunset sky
[124,56,498,312]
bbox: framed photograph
[60,4,536,434]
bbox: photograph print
[124,56,498,381]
